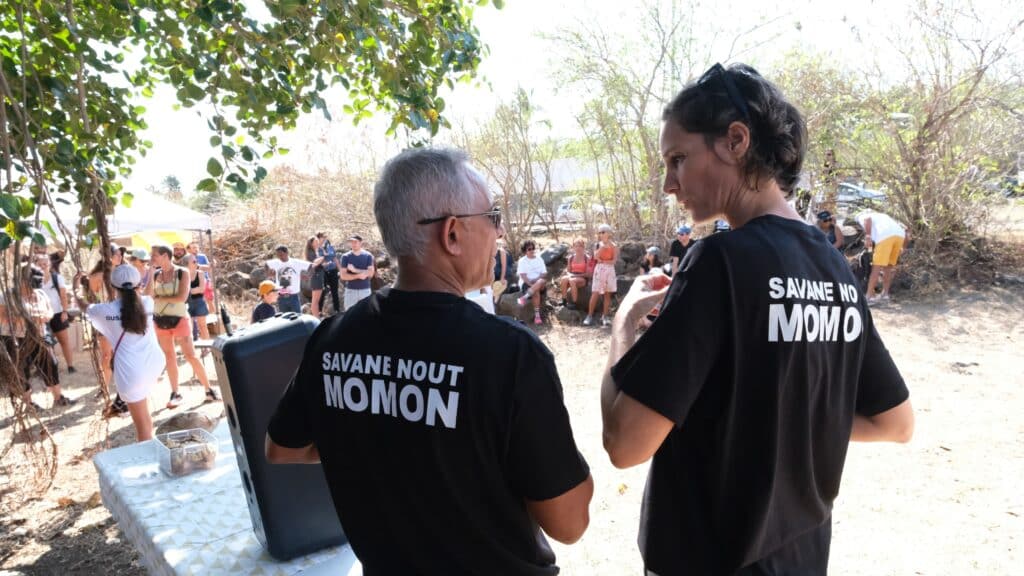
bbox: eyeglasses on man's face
[697,62,751,121]
[417,206,502,229]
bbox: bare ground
[1,285,1022,575]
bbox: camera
[279,277,291,288]
[30,271,44,290]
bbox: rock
[155,412,219,436]
[618,242,646,266]
[224,270,252,292]
[375,254,391,269]
[555,305,584,324]
[541,243,568,266]
[249,266,267,286]
[496,293,539,323]
[616,275,634,296]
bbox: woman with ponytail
[86,264,166,441]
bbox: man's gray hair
[374,147,490,263]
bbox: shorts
[872,236,904,267]
[49,312,71,333]
[310,269,325,291]
[344,287,371,310]
[188,296,209,318]
[591,262,617,294]
[154,316,191,339]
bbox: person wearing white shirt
[36,253,76,373]
[856,211,907,302]
[515,240,548,325]
[266,244,312,314]
[0,264,75,410]
[87,264,166,441]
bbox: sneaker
[880,293,891,301]
[67,366,77,374]
[166,392,183,409]
[565,301,576,311]
[601,316,612,327]
[517,294,529,307]
[29,401,44,412]
[204,388,220,403]
[54,395,76,407]
[583,315,593,326]
[533,313,543,325]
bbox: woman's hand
[614,275,669,328]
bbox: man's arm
[265,435,320,463]
[525,475,594,544]
[851,398,914,443]
[601,276,675,469]
[862,217,874,249]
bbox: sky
[122,0,1018,197]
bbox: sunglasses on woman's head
[697,63,751,121]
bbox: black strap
[111,330,127,368]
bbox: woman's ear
[725,121,751,160]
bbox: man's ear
[439,218,462,257]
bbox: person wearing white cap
[129,248,153,295]
[86,264,166,441]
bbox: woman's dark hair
[118,286,147,334]
[305,236,317,261]
[151,244,173,259]
[520,240,536,254]
[663,63,806,194]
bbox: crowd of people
[264,60,913,576]
[1,59,920,576]
[256,232,376,323]
[0,239,225,440]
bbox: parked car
[836,182,886,208]
[555,197,608,223]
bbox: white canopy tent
[40,193,212,239]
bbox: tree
[161,174,182,202]
[0,0,494,490]
[1,0,492,251]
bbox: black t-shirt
[251,302,276,323]
[612,215,908,575]
[669,239,691,271]
[268,289,589,575]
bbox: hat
[172,242,185,249]
[111,264,141,290]
[676,225,692,235]
[646,246,661,255]
[816,210,833,222]
[110,242,125,254]
[274,244,289,253]
[258,280,279,297]
[714,219,731,232]
[597,224,613,233]
[348,234,363,242]
[131,248,150,261]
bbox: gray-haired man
[266,147,593,574]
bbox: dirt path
[1,286,1022,574]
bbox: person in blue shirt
[340,234,375,311]
[316,231,341,315]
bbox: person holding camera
[0,263,75,409]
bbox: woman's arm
[173,268,190,303]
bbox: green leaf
[17,196,35,217]
[0,231,11,251]
[0,195,19,219]
[255,166,268,181]
[196,178,218,192]
[121,193,134,208]
[207,158,224,177]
